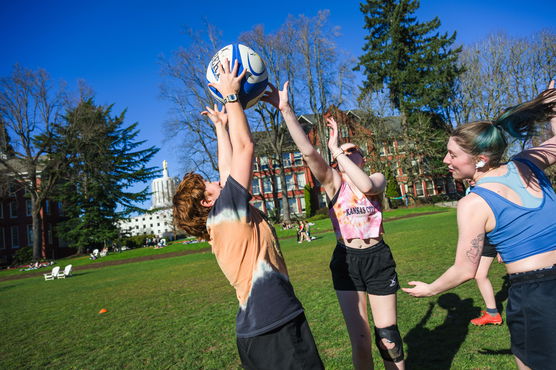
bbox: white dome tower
[151,160,177,209]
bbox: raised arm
[513,80,556,170]
[201,104,231,186]
[327,117,386,195]
[261,82,341,198]
[208,59,252,189]
[402,194,489,297]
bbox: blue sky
[1,0,554,206]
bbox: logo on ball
[206,44,268,109]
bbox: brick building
[0,159,68,265]
[248,109,457,218]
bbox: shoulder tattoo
[465,233,484,264]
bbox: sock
[486,307,499,316]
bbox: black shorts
[482,241,497,258]
[329,240,400,295]
[236,312,324,370]
[507,265,556,369]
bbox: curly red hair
[172,172,210,241]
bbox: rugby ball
[206,44,268,109]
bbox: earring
[475,160,486,169]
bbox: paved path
[0,210,446,282]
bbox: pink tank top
[328,180,384,241]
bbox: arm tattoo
[465,233,484,264]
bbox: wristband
[332,149,344,161]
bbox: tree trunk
[278,171,291,223]
[31,194,42,259]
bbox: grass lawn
[0,207,515,369]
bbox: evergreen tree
[357,0,463,122]
[54,99,159,253]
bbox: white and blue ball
[206,44,268,109]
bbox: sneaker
[470,311,503,326]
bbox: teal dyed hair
[452,88,556,167]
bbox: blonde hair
[172,172,210,241]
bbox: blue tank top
[470,159,556,263]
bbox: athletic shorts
[236,312,324,370]
[481,241,497,258]
[506,265,556,369]
[329,240,400,295]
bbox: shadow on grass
[404,293,479,370]
[0,284,16,292]
[495,275,510,314]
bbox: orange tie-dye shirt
[207,177,303,338]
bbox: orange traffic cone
[98,308,108,314]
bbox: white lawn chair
[44,266,60,281]
[57,264,73,279]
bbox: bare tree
[0,65,66,259]
[451,31,556,125]
[160,25,223,179]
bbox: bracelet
[332,149,344,161]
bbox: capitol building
[118,160,179,239]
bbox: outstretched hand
[261,81,290,111]
[208,58,247,97]
[201,104,228,128]
[402,281,435,297]
[326,117,340,153]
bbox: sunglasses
[343,147,363,156]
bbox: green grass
[0,207,515,369]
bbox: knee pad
[374,325,404,363]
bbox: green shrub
[304,184,314,218]
[12,247,33,265]
[121,234,155,249]
[306,213,329,222]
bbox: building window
[47,224,53,244]
[286,174,295,191]
[425,180,434,196]
[45,200,51,215]
[262,177,272,194]
[0,203,3,218]
[57,201,64,216]
[340,126,349,138]
[416,182,424,197]
[282,153,292,167]
[252,158,259,172]
[296,173,306,188]
[0,228,5,249]
[293,152,303,166]
[26,224,33,246]
[379,144,387,156]
[252,178,261,195]
[274,175,282,192]
[26,199,32,216]
[260,156,269,171]
[299,197,306,212]
[265,200,275,212]
[8,182,18,196]
[396,140,406,154]
[252,201,263,211]
[11,226,19,248]
[9,201,17,218]
[288,197,298,213]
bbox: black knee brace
[374,325,404,363]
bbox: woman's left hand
[402,281,435,297]
[201,104,228,128]
[326,116,340,153]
